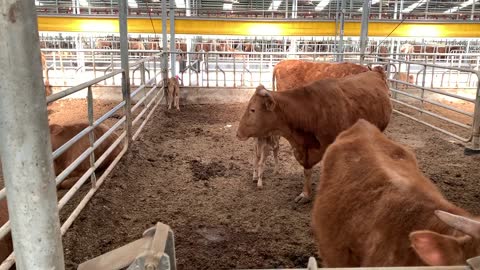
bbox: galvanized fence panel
[0,54,165,269]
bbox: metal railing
[0,54,164,269]
[164,50,480,151]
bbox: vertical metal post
[472,1,476,20]
[349,0,353,18]
[379,0,382,19]
[0,0,65,269]
[393,0,398,19]
[162,0,169,85]
[87,86,97,188]
[359,0,371,64]
[170,6,176,77]
[469,79,480,150]
[186,0,191,16]
[292,0,297,18]
[425,0,429,19]
[399,0,403,20]
[119,0,132,142]
[337,0,347,62]
[285,0,289,18]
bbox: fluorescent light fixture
[128,0,138,8]
[223,3,233,10]
[315,0,330,11]
[175,0,185,8]
[79,0,88,7]
[35,0,44,5]
[443,0,478,13]
[268,0,282,11]
[358,0,380,12]
[401,0,426,13]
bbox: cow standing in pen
[237,67,392,203]
[312,119,480,267]
[252,60,371,190]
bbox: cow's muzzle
[236,131,249,141]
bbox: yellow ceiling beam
[37,17,480,37]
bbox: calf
[166,76,181,111]
[50,122,122,189]
[392,72,415,90]
[312,119,480,267]
[237,67,392,203]
[252,136,279,188]
[252,61,370,190]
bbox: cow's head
[410,210,480,266]
[49,124,65,151]
[236,85,278,141]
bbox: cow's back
[312,120,461,267]
[52,122,122,177]
[273,60,369,91]
[286,69,392,142]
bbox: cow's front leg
[252,139,260,183]
[294,168,313,204]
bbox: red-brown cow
[312,119,480,267]
[272,60,370,92]
[50,122,122,189]
[250,61,370,190]
[237,67,392,203]
[0,199,12,264]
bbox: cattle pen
[3,0,480,270]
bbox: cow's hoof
[294,193,311,204]
[252,176,258,183]
[257,182,263,188]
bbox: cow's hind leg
[174,90,180,111]
[294,168,313,204]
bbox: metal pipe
[0,0,65,268]
[292,0,297,18]
[337,0,347,62]
[170,6,176,77]
[472,0,476,20]
[162,0,169,85]
[399,0,403,20]
[393,0,398,19]
[359,0,371,64]
[119,0,131,142]
[186,0,191,16]
[379,0,382,19]
[471,78,480,149]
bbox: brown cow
[0,199,12,264]
[41,52,52,97]
[271,60,370,92]
[312,119,480,267]
[251,61,370,192]
[50,122,122,189]
[237,67,392,203]
[166,76,180,111]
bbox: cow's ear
[49,124,63,135]
[409,230,469,266]
[263,95,276,111]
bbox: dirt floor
[53,101,480,270]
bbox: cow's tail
[272,66,277,91]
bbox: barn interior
[1,0,480,269]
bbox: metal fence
[0,54,164,269]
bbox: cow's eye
[250,108,255,113]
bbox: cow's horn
[435,210,480,238]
